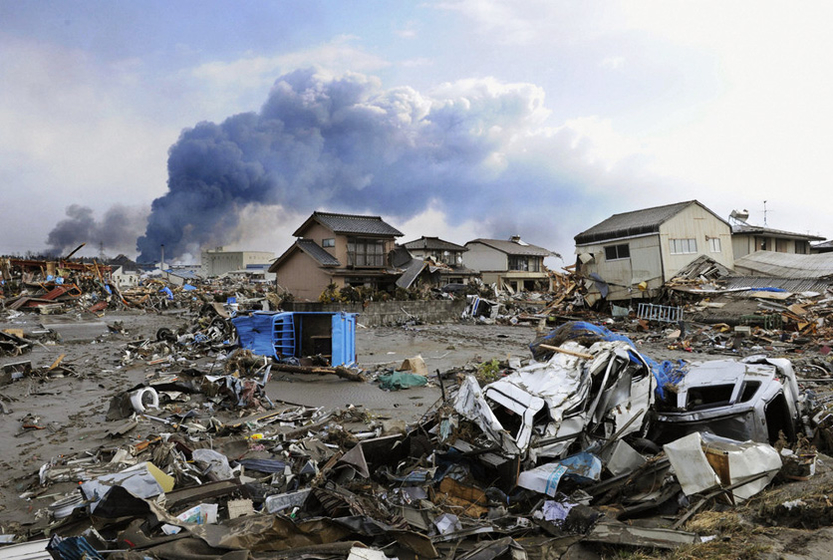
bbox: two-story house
[400,236,479,286]
[463,236,554,292]
[574,200,734,303]
[268,212,403,301]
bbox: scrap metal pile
[5,317,833,559]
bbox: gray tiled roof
[575,200,702,245]
[466,238,553,257]
[732,225,824,241]
[402,236,467,252]
[299,212,403,237]
[296,239,340,266]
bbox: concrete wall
[284,299,468,327]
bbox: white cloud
[600,56,625,71]
[0,35,176,251]
[396,202,485,246]
[190,35,391,113]
[401,57,433,68]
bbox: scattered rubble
[4,255,833,558]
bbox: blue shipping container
[232,311,357,367]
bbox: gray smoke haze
[46,204,148,257]
[132,68,647,261]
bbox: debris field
[2,256,833,559]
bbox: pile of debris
[5,317,833,559]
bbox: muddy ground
[2,308,833,558]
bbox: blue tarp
[749,287,787,292]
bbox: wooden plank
[538,343,593,359]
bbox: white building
[574,200,734,303]
[200,247,275,278]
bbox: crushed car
[649,355,804,446]
[454,322,656,463]
[454,322,806,468]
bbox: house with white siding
[574,200,734,303]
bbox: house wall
[658,204,734,277]
[734,234,812,258]
[299,223,342,262]
[462,243,507,272]
[299,222,397,268]
[576,233,663,301]
[274,249,336,301]
[733,235,756,259]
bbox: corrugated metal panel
[0,539,51,560]
[733,251,833,279]
[721,276,833,293]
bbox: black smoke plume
[136,68,633,262]
[46,204,147,257]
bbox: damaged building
[574,200,735,305]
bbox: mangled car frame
[455,322,655,462]
[454,322,805,466]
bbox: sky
[2,0,831,266]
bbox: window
[322,238,335,248]
[508,256,542,272]
[669,238,697,254]
[708,237,721,253]
[776,239,788,253]
[604,244,630,261]
[796,241,808,254]
[347,237,385,267]
[508,256,528,271]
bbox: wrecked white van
[650,355,803,445]
[455,339,655,462]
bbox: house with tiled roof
[268,212,403,300]
[731,224,824,258]
[574,200,734,303]
[463,236,555,292]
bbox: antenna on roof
[763,200,768,226]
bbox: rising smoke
[133,68,625,262]
[46,204,148,257]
